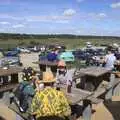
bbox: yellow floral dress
[31,87,71,119]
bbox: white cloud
[0,21,10,25]
[97,13,107,18]
[63,9,76,17]
[0,14,25,21]
[12,24,25,28]
[110,2,120,9]
[89,12,107,19]
[55,20,69,24]
[0,12,73,24]
[26,15,71,23]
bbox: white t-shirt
[105,54,116,69]
[56,69,75,85]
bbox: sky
[0,0,120,36]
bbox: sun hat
[39,71,56,83]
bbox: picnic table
[0,66,23,92]
[60,85,103,120]
[33,60,58,66]
[80,67,111,77]
[33,60,58,76]
[77,67,112,91]
[74,66,120,100]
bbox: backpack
[14,82,30,112]
[14,82,29,100]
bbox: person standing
[31,71,71,120]
[104,50,116,70]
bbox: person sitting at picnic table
[22,67,36,81]
[30,71,71,120]
[47,48,59,76]
[104,50,116,70]
[13,76,35,113]
[47,48,58,62]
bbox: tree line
[0,33,120,40]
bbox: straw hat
[58,60,66,67]
[40,71,56,83]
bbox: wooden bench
[0,83,19,92]
[0,66,23,93]
[60,85,103,105]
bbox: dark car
[2,50,22,66]
[4,51,19,57]
[73,50,87,60]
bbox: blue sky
[0,0,120,36]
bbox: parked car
[18,47,31,53]
[73,49,87,60]
[58,51,75,62]
[27,46,40,52]
[0,51,22,67]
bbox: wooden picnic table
[60,85,94,104]
[60,85,103,120]
[76,67,112,91]
[80,67,111,77]
[33,60,58,66]
[33,60,58,74]
[0,66,23,92]
[0,66,23,76]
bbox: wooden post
[82,99,92,120]
[113,82,120,96]
[105,73,115,101]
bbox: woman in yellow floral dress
[31,71,71,120]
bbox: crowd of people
[9,44,120,120]
[11,59,75,120]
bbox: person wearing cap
[56,60,67,85]
[56,60,75,87]
[31,71,71,120]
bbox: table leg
[82,100,92,120]
[80,76,86,89]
